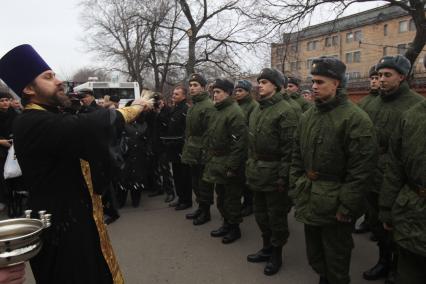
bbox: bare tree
[80,0,152,88]
[176,0,261,76]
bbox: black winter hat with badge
[311,56,346,83]
[257,68,284,91]
[212,78,234,95]
[288,76,301,87]
[376,55,411,76]
[368,65,378,77]
[188,73,207,87]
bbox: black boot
[319,276,330,284]
[193,205,211,226]
[363,245,390,280]
[185,207,201,220]
[222,224,241,244]
[211,221,230,237]
[385,253,398,284]
[264,246,283,276]
[247,236,272,263]
[241,204,253,217]
[164,192,175,203]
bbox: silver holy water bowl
[0,210,51,267]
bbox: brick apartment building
[271,4,426,89]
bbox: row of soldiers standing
[175,54,425,284]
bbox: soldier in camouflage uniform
[181,73,216,226]
[279,74,303,117]
[379,99,425,284]
[354,65,380,234]
[287,76,312,112]
[234,80,258,217]
[203,79,248,244]
[361,55,424,283]
[290,57,378,284]
[245,68,298,276]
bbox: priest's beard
[34,84,71,108]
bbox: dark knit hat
[376,55,411,76]
[0,91,11,99]
[234,80,252,92]
[188,73,207,87]
[257,68,284,91]
[368,65,378,77]
[110,94,120,103]
[311,56,346,82]
[212,78,234,95]
[0,44,51,96]
[288,76,301,86]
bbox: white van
[73,81,140,107]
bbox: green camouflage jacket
[379,100,426,257]
[245,92,298,191]
[290,91,378,226]
[181,92,216,165]
[237,94,258,126]
[290,92,312,112]
[203,97,248,184]
[361,81,424,193]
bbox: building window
[325,36,339,47]
[332,35,339,46]
[346,32,353,43]
[307,41,318,51]
[383,46,388,56]
[346,53,353,63]
[397,44,407,55]
[353,51,361,63]
[399,20,408,33]
[307,59,314,70]
[384,24,388,36]
[290,61,301,71]
[290,44,298,52]
[345,51,361,63]
[354,30,362,41]
[409,19,416,31]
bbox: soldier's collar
[215,96,234,110]
[315,90,347,112]
[380,81,408,102]
[191,91,209,103]
[259,92,282,109]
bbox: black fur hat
[311,56,346,82]
[257,68,284,91]
[376,55,411,76]
[212,78,234,95]
[188,73,207,87]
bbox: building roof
[281,4,410,43]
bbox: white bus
[73,81,140,107]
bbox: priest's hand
[0,263,25,284]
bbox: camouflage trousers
[396,246,426,284]
[215,183,243,225]
[253,191,290,247]
[304,224,354,284]
[190,165,214,206]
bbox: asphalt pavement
[24,192,386,284]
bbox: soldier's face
[369,75,379,90]
[234,88,248,101]
[258,79,276,97]
[172,88,186,104]
[189,81,204,96]
[378,68,404,93]
[213,88,229,104]
[311,75,339,102]
[286,83,299,94]
[23,70,69,107]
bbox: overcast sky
[0,0,387,79]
